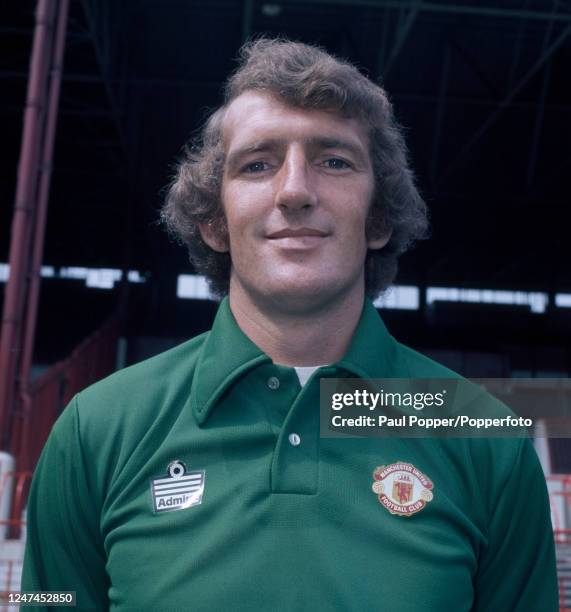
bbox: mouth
[267,228,329,239]
[266,228,329,251]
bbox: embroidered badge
[372,462,433,517]
[151,460,205,513]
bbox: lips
[267,228,329,239]
[266,227,329,251]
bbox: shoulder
[390,340,538,492]
[83,331,207,403]
[391,339,461,379]
[392,339,516,420]
[51,332,209,482]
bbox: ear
[198,220,229,253]
[367,228,392,251]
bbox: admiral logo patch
[151,460,205,513]
[372,461,433,517]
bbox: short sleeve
[472,438,558,611]
[21,396,109,610]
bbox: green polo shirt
[22,298,558,611]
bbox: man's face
[200,91,389,312]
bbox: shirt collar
[190,297,398,425]
[190,297,270,424]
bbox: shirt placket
[267,367,337,495]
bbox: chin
[232,268,364,314]
[261,278,354,313]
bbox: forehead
[222,91,370,154]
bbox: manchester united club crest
[372,462,434,517]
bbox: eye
[243,161,269,173]
[323,158,351,170]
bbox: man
[23,38,557,610]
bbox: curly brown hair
[162,37,428,299]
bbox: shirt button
[267,376,280,390]
[288,433,301,446]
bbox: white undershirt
[293,366,325,387]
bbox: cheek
[321,179,373,220]
[222,193,267,256]
[344,200,373,237]
[222,182,272,224]
[220,190,248,236]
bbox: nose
[274,146,317,212]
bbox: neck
[228,280,365,366]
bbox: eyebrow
[226,136,369,168]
